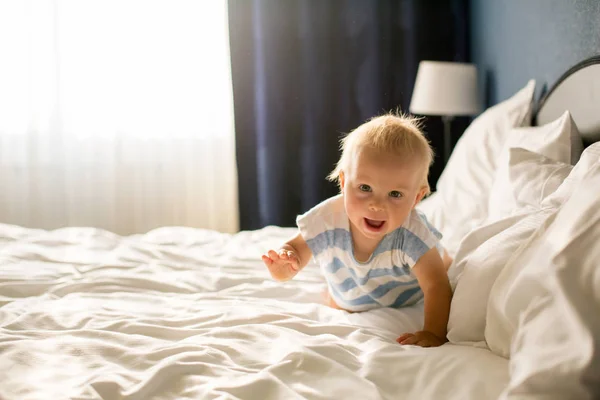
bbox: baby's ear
[413,186,428,207]
[339,171,345,190]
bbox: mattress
[0,224,508,399]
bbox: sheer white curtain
[0,0,239,234]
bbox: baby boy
[262,113,452,347]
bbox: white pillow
[446,114,578,345]
[420,80,536,257]
[486,142,600,358]
[486,110,579,222]
[447,146,573,290]
[446,207,555,346]
[487,148,572,221]
[497,165,600,399]
[542,142,600,209]
[446,212,526,288]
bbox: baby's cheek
[345,196,362,217]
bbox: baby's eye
[389,190,403,198]
[359,184,372,192]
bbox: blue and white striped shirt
[297,195,442,312]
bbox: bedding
[0,225,508,400]
[485,142,600,358]
[446,111,581,345]
[2,56,600,399]
[496,164,600,399]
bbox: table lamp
[409,61,480,162]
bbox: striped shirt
[297,195,442,312]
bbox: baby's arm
[262,231,313,281]
[397,247,452,347]
[442,249,453,271]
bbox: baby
[261,113,452,348]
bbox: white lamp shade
[409,61,480,116]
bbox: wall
[470,0,600,107]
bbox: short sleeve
[296,195,345,259]
[296,208,323,244]
[399,210,443,268]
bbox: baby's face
[341,147,426,242]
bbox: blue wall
[471,0,600,107]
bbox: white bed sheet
[0,224,508,400]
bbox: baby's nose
[368,203,383,212]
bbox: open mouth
[364,218,386,232]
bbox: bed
[1,57,599,400]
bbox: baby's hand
[262,249,300,281]
[396,331,447,348]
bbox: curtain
[0,0,239,235]
[228,0,469,230]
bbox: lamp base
[441,115,454,164]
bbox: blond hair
[327,112,434,194]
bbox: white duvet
[0,224,508,400]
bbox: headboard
[534,55,600,145]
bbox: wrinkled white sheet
[0,224,508,399]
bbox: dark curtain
[228,0,469,230]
